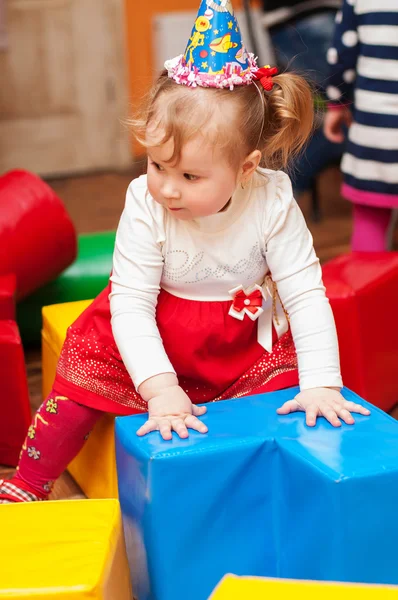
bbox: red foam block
[323,252,398,412]
[0,320,31,466]
[0,170,77,300]
[0,273,16,320]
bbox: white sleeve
[264,172,343,390]
[109,179,176,390]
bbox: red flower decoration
[253,65,278,91]
[232,289,263,316]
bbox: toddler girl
[0,0,369,504]
[324,0,398,251]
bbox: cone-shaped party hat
[165,0,259,89]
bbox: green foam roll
[17,230,115,345]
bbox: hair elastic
[252,65,278,91]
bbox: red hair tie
[253,65,278,91]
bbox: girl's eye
[152,161,164,171]
[184,173,198,181]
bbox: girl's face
[146,134,239,220]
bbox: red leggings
[12,391,102,498]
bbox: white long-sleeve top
[110,168,343,391]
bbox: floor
[1,163,397,499]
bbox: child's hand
[136,385,208,440]
[323,107,352,143]
[276,387,370,427]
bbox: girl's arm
[326,0,360,107]
[324,0,360,142]
[110,179,207,439]
[110,179,176,391]
[265,173,342,392]
[264,172,369,426]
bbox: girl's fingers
[335,407,355,425]
[192,404,207,417]
[136,419,158,437]
[343,401,370,416]
[137,413,208,440]
[171,418,189,439]
[184,414,208,434]
[305,405,319,427]
[320,405,341,427]
[276,399,302,415]
[159,421,173,441]
[277,393,370,429]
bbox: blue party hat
[165,0,258,89]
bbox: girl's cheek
[147,174,156,195]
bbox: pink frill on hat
[165,53,259,90]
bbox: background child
[0,0,369,504]
[324,0,398,251]
[263,0,344,197]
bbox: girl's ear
[240,150,262,184]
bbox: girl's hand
[323,107,352,143]
[276,387,370,427]
[136,385,208,440]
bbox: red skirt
[54,282,299,416]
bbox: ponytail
[260,72,314,170]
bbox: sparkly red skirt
[54,283,299,416]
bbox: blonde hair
[130,69,314,171]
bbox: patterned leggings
[8,391,102,499]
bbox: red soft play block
[323,252,398,412]
[0,170,77,300]
[0,320,31,466]
[0,273,16,320]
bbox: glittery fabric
[215,330,298,401]
[55,284,298,413]
[162,242,265,286]
[56,324,147,412]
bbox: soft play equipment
[0,319,31,466]
[210,575,398,599]
[116,387,398,600]
[17,230,115,344]
[0,170,77,300]
[42,299,118,499]
[0,498,133,599]
[323,252,398,412]
[0,274,16,320]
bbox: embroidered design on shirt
[163,243,264,283]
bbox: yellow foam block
[210,575,398,599]
[0,499,133,599]
[42,300,118,499]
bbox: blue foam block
[115,387,398,600]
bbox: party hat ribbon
[165,0,259,89]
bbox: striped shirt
[326,0,398,205]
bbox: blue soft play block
[115,387,398,600]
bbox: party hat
[165,0,258,89]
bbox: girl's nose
[161,179,181,199]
